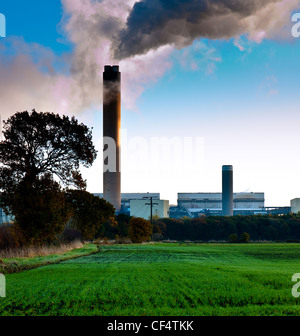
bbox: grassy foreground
[1,243,300,316]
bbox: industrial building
[173,192,265,217]
[167,165,289,218]
[120,193,160,215]
[100,67,290,220]
[130,199,169,220]
[291,198,300,214]
[263,206,291,215]
[94,193,163,217]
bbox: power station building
[170,165,266,218]
[94,193,169,219]
[173,192,265,217]
[291,198,300,214]
[100,68,288,219]
[130,199,169,220]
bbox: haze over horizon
[1,0,300,207]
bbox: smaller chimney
[222,165,233,216]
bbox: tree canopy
[0,110,97,243]
[0,110,97,192]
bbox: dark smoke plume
[113,0,283,59]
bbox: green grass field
[1,243,300,316]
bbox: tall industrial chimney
[222,165,233,216]
[103,65,121,213]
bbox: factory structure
[170,165,268,218]
[171,192,266,218]
[291,198,300,214]
[95,189,291,219]
[100,65,292,220]
[94,193,169,220]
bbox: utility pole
[143,195,158,225]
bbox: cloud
[233,39,246,52]
[120,45,173,110]
[257,73,280,97]
[173,41,222,74]
[0,37,70,121]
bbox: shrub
[229,233,238,243]
[240,232,250,243]
[129,217,152,243]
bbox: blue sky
[1,0,69,53]
[1,0,300,206]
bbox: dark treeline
[152,215,300,242]
[2,213,300,250]
[91,213,300,243]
